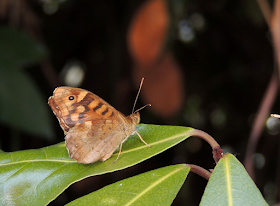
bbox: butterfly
[48,79,150,164]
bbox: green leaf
[0,124,194,206]
[66,164,190,206]
[200,153,268,206]
[0,27,47,68]
[0,27,52,139]
[0,68,54,139]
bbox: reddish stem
[187,164,211,180]
[188,129,224,163]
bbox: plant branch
[244,0,280,180]
[256,0,272,28]
[244,69,278,179]
[187,164,211,180]
[188,129,223,163]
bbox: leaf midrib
[124,165,187,205]
[0,130,194,166]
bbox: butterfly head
[129,112,140,125]
[131,103,151,124]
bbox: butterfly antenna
[132,78,151,114]
[134,104,151,114]
[132,78,144,113]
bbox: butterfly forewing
[48,87,127,130]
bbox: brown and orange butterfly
[48,79,150,164]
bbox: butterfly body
[48,87,140,164]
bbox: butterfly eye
[69,96,75,100]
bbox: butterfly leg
[113,131,151,163]
[135,131,151,147]
[113,143,123,163]
[113,134,131,163]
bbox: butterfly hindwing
[65,119,126,163]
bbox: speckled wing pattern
[48,86,140,164]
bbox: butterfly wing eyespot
[69,96,75,100]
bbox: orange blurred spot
[133,53,184,118]
[128,0,169,66]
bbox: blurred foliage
[0,27,53,140]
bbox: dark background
[0,0,278,205]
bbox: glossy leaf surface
[0,124,194,205]
[67,164,190,206]
[200,153,268,206]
